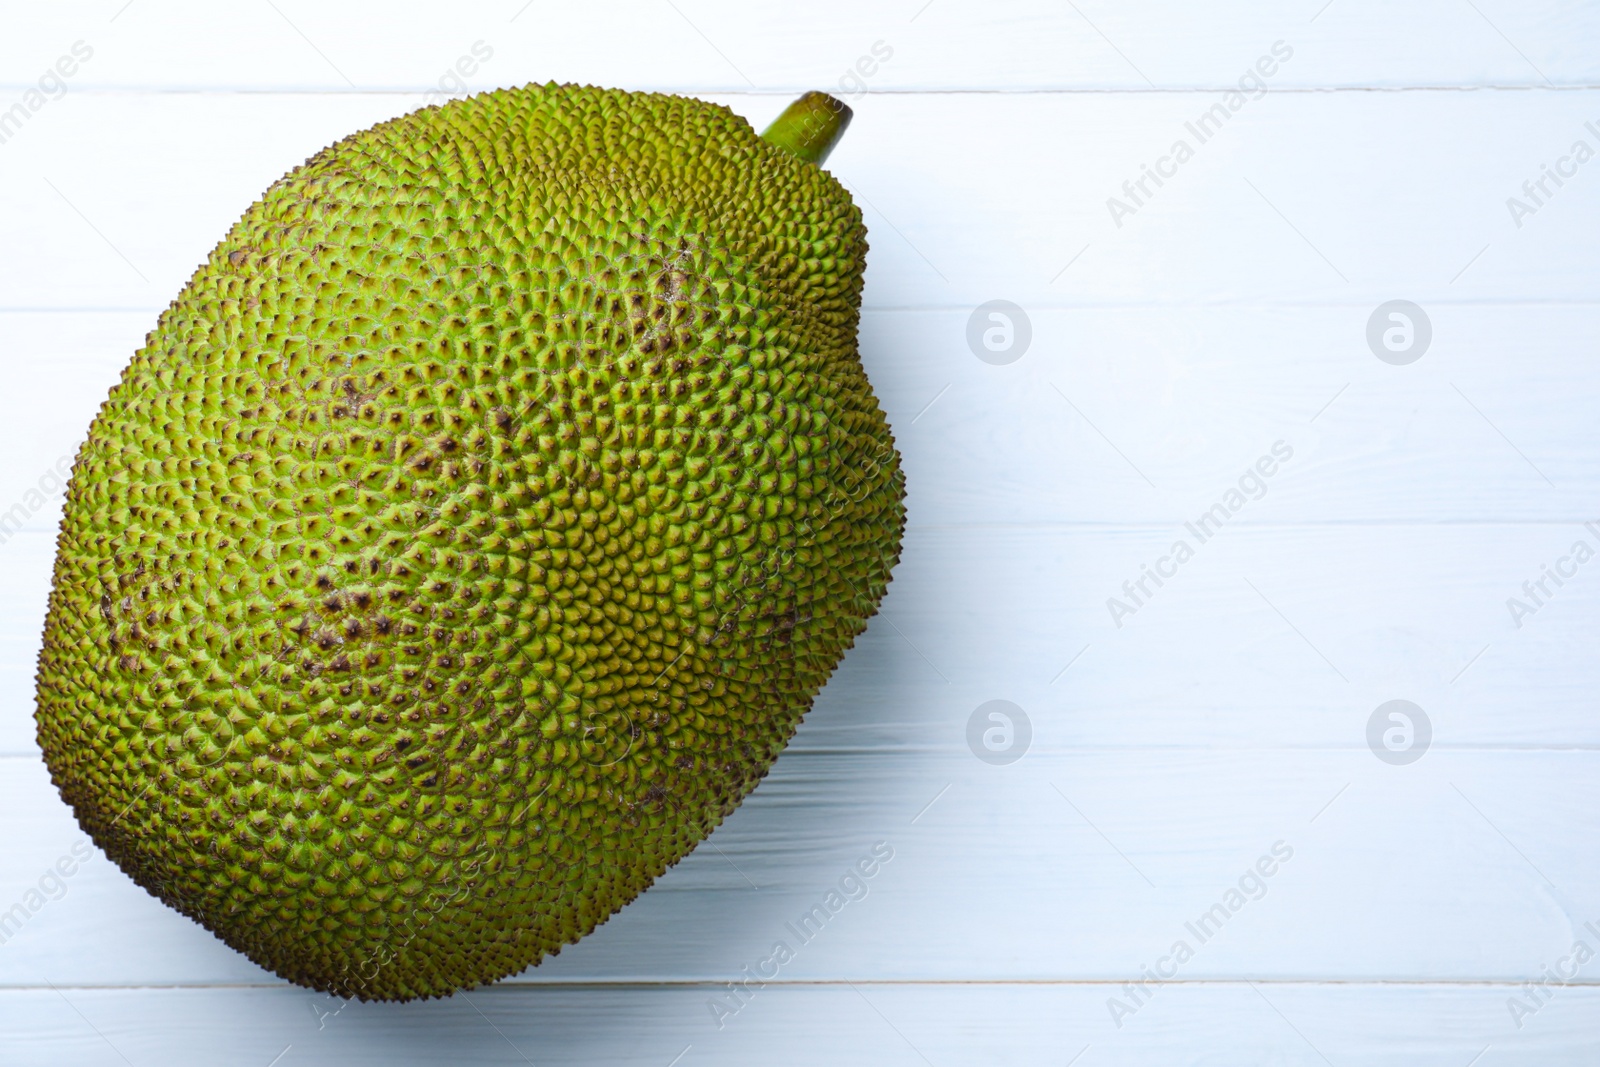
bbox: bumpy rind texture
[35,82,905,1001]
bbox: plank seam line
[17,300,1600,314]
[7,85,1600,96]
[8,744,1600,761]
[4,978,1600,991]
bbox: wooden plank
[0,982,1597,1066]
[1,90,1600,311]
[2,739,1597,986]
[9,516,1600,752]
[2,302,1598,530]
[5,0,1599,93]
[5,517,1600,749]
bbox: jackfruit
[34,83,904,1001]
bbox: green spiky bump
[34,82,905,1001]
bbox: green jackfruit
[34,83,904,1001]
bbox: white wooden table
[3,2,1600,1063]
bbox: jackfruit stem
[760,92,853,166]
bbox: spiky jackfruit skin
[34,83,904,1001]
